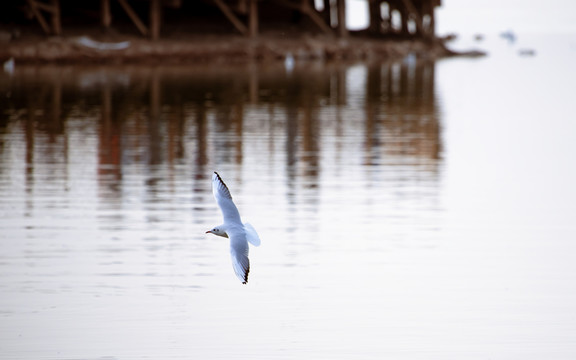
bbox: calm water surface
[1,34,576,359]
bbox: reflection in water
[0,60,442,359]
[0,61,444,284]
[365,62,440,165]
[0,61,441,214]
[0,61,443,269]
[2,35,576,360]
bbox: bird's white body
[206,172,260,284]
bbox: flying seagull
[206,172,261,284]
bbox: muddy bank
[0,32,472,65]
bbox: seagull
[206,172,261,284]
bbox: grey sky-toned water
[1,15,576,360]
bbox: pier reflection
[0,60,441,219]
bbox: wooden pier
[18,0,440,40]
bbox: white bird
[3,57,14,75]
[206,172,261,284]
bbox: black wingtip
[213,171,232,199]
[238,263,249,284]
[243,266,250,284]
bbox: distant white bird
[284,52,294,73]
[206,172,261,284]
[3,57,14,75]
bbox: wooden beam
[399,0,425,35]
[51,0,61,35]
[336,0,347,37]
[321,0,330,24]
[101,0,111,28]
[150,0,161,40]
[273,0,332,35]
[213,0,248,35]
[428,11,435,35]
[117,0,149,36]
[368,0,380,34]
[422,0,436,35]
[26,0,63,35]
[301,0,333,35]
[248,0,258,37]
[27,0,51,34]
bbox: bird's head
[206,227,228,238]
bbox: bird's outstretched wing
[229,229,250,284]
[212,172,242,224]
[244,223,261,247]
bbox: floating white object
[75,36,131,50]
[206,172,261,284]
[3,57,14,74]
[285,52,294,73]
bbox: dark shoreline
[0,32,483,65]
